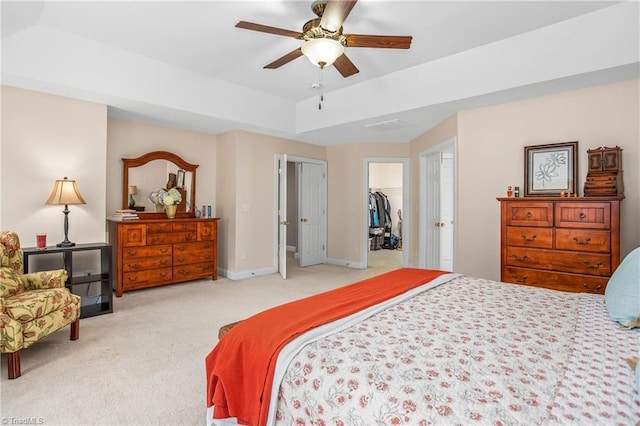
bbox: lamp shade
[301,38,344,67]
[45,177,86,205]
[128,185,137,195]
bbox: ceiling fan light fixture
[301,38,344,68]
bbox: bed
[206,255,640,426]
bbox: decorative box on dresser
[108,217,218,297]
[498,196,623,294]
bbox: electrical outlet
[84,270,95,276]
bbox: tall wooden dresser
[108,217,218,297]
[498,196,623,294]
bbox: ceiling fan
[236,0,412,78]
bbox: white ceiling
[2,1,639,146]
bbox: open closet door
[277,154,288,279]
[425,152,441,269]
[299,162,326,267]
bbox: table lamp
[45,177,86,247]
[128,185,137,208]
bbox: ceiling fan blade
[333,53,359,78]
[345,34,412,49]
[320,0,358,32]
[264,48,304,69]
[236,21,302,39]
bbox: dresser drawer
[555,202,610,229]
[147,222,173,233]
[504,267,607,294]
[506,226,553,249]
[555,229,611,253]
[123,244,172,258]
[197,221,216,240]
[173,241,215,265]
[147,232,197,245]
[174,262,214,280]
[506,247,611,276]
[121,224,147,247]
[123,256,172,272]
[504,202,553,227]
[123,267,172,290]
[173,222,197,232]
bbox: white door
[440,149,454,271]
[425,152,441,269]
[420,138,456,271]
[277,154,288,279]
[299,162,326,267]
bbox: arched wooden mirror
[122,151,198,218]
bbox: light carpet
[1,252,401,425]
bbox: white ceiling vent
[364,119,410,131]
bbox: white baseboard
[325,257,366,269]
[218,266,278,280]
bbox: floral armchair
[0,231,80,379]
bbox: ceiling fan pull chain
[318,64,324,110]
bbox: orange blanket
[205,268,448,426]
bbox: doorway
[363,158,409,268]
[419,138,456,270]
[275,154,327,279]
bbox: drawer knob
[525,212,532,219]
[572,236,591,245]
[582,282,602,293]
[512,274,528,283]
[512,254,528,262]
[583,260,603,269]
[521,234,537,242]
[578,212,587,219]
[130,263,140,270]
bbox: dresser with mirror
[109,151,218,296]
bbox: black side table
[22,243,113,318]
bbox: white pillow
[604,247,640,329]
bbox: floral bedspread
[274,275,640,425]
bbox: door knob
[280,221,289,225]
[301,218,308,222]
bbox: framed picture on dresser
[524,141,577,196]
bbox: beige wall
[1,86,107,247]
[456,79,639,280]
[106,118,217,217]
[408,115,459,267]
[327,143,410,265]
[215,132,238,273]
[3,81,637,281]
[217,130,326,277]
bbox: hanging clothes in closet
[369,192,379,227]
[378,191,392,232]
[369,191,392,230]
